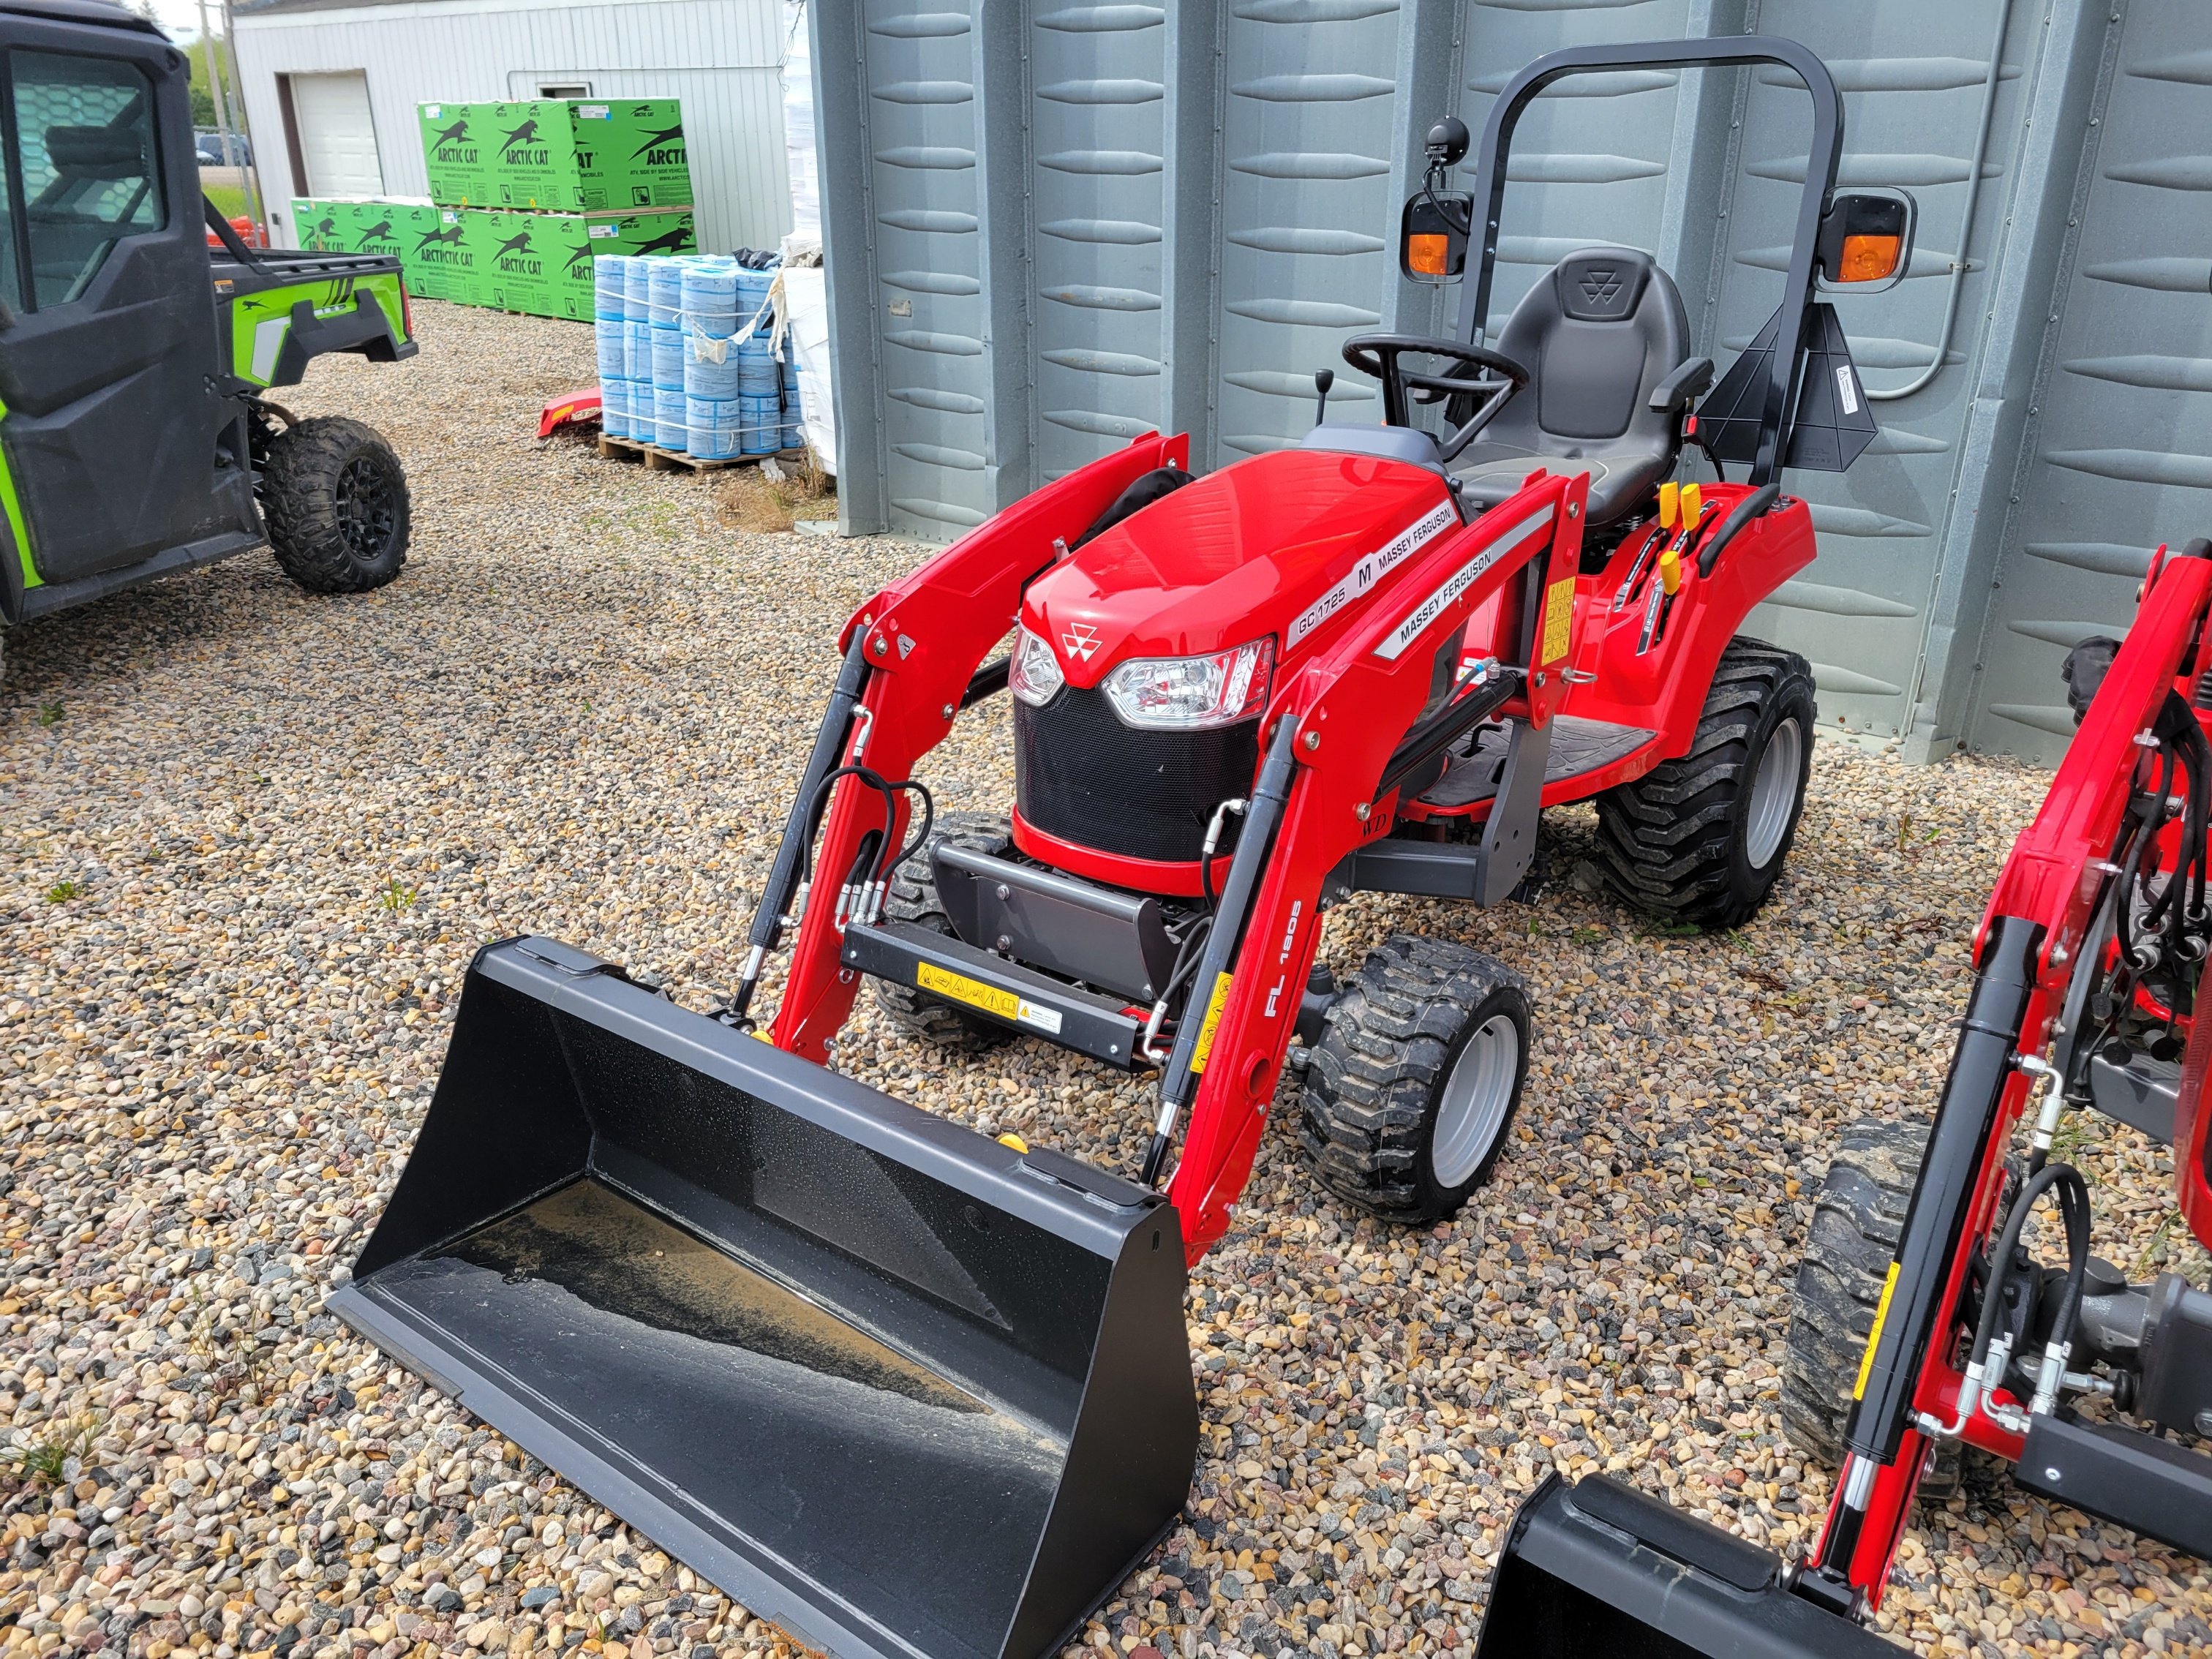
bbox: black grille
[1015,687,1259,864]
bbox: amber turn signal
[1837,232,1902,283]
[1406,233,1451,277]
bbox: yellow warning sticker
[917,963,1064,1035]
[1189,973,1233,1073]
[1853,1260,1902,1400]
[1540,574,1576,663]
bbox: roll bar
[1455,36,1844,489]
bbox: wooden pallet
[597,432,759,473]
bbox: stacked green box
[461,206,697,319]
[289,198,448,293]
[418,102,490,204]
[481,99,691,212]
[410,206,484,302]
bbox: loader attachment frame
[1472,540,2212,1652]
[740,435,1586,1262]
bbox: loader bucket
[330,937,1199,1659]
[1472,1475,1897,1658]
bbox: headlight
[1102,636,1274,730]
[1008,627,1065,707]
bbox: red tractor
[334,38,1927,1659]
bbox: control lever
[1314,368,1334,426]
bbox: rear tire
[1592,637,1815,930]
[1782,1116,1959,1497]
[263,416,411,594]
[872,810,1017,1053]
[1298,935,1530,1222]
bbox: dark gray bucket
[331,937,1197,1659]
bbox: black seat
[1452,247,1690,527]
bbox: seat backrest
[1484,247,1688,451]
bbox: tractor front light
[1008,627,1065,707]
[1102,637,1274,730]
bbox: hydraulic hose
[1963,1160,2091,1423]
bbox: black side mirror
[1425,116,1470,168]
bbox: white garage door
[291,71,383,198]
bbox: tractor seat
[1453,247,1690,527]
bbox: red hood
[1020,448,1458,688]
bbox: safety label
[1373,505,1554,661]
[1287,500,1457,650]
[1853,1260,1900,1400]
[1540,575,1576,663]
[917,963,1064,1035]
[1189,973,1233,1072]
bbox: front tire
[263,416,411,594]
[871,810,1017,1053]
[1298,934,1530,1222]
[1592,636,1815,930]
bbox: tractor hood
[1020,448,1458,688]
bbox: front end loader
[335,37,1925,1659]
[1474,541,2212,1653]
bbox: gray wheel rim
[1430,1013,1519,1189]
[1745,715,1803,869]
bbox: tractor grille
[1015,687,1258,865]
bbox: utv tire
[1299,934,1530,1222]
[1592,637,1815,930]
[263,416,411,594]
[871,810,1017,1053]
[1782,1116,1960,1497]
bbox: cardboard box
[482,99,692,213]
[418,102,489,205]
[448,206,697,319]
[410,205,485,302]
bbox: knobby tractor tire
[263,416,412,594]
[1592,636,1816,930]
[1299,934,1530,1222]
[1782,1116,1960,1497]
[871,810,1016,1053]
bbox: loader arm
[1162,473,1586,1257]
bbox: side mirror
[1402,192,1471,284]
[1816,187,1916,293]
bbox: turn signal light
[1838,233,1902,283]
[1406,233,1451,277]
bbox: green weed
[42,879,83,903]
[380,878,417,914]
[1571,925,1608,948]
[36,701,61,727]
[9,1412,99,1489]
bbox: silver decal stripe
[1287,498,1458,650]
[1372,505,1555,661]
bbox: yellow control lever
[1658,481,1679,530]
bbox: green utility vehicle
[0,0,419,675]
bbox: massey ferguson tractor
[332,38,1928,1659]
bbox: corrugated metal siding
[802,1,2149,764]
[1968,0,2212,759]
[231,0,791,257]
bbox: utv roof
[0,0,166,34]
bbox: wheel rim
[334,455,396,561]
[1744,715,1803,869]
[1429,1013,1519,1189]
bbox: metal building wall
[813,0,2158,764]
[230,0,793,258]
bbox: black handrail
[1454,37,1845,491]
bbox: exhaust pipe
[332,937,1199,1659]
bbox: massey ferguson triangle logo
[1579,267,1622,306]
[1061,623,1100,662]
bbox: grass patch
[713,451,837,534]
[203,181,249,222]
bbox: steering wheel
[1340,334,1530,463]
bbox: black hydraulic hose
[878,779,936,895]
[1965,1162,2092,1394]
[797,764,900,889]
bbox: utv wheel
[872,810,1016,1053]
[263,416,411,594]
[1782,1116,1960,1497]
[1298,934,1530,1222]
[1592,637,1815,930]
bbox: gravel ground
[2,301,2209,1659]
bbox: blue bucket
[592,256,626,321]
[681,258,739,317]
[594,319,625,378]
[647,260,686,328]
[688,396,743,461]
[651,329,687,391]
[740,394,781,455]
[654,385,689,452]
[684,331,743,401]
[598,378,629,441]
[622,320,653,383]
